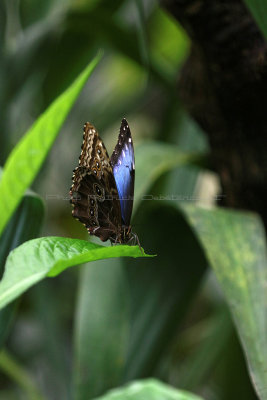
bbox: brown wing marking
[70,123,122,241]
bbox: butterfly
[70,118,137,244]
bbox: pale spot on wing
[119,159,122,165]
[129,138,132,143]
[122,150,125,157]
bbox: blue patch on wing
[111,119,135,226]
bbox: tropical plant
[0,1,266,400]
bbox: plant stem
[0,348,46,400]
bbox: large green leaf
[73,205,207,399]
[94,379,204,400]
[0,52,102,236]
[244,0,267,39]
[180,203,267,400]
[0,192,45,277]
[74,258,130,400]
[172,305,234,391]
[134,141,204,212]
[122,204,207,381]
[0,237,149,311]
[0,191,45,348]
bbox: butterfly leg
[128,231,143,255]
[135,234,144,255]
[110,235,120,246]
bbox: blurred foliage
[0,53,101,235]
[0,1,266,400]
[94,379,205,400]
[244,0,267,39]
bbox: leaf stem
[0,348,47,400]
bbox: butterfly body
[70,119,136,244]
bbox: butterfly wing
[70,122,122,242]
[110,118,135,227]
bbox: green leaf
[0,52,102,236]
[73,206,207,399]
[134,141,204,212]
[74,258,130,399]
[0,192,45,276]
[123,204,207,381]
[0,191,45,348]
[0,237,150,311]
[149,8,190,80]
[179,203,267,400]
[243,0,267,39]
[174,305,233,390]
[94,379,204,400]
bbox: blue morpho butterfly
[70,118,137,244]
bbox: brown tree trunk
[163,0,267,226]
